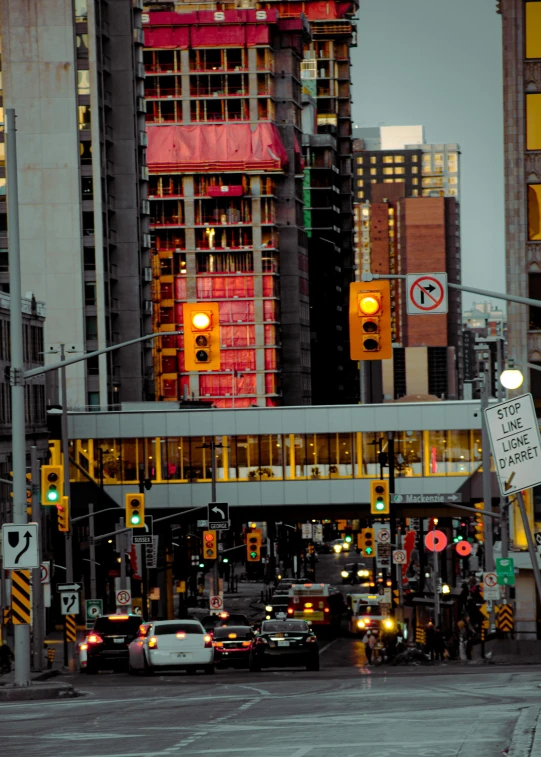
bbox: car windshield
[262,621,309,633]
[213,626,252,640]
[153,623,203,635]
[94,617,142,635]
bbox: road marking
[238,685,270,695]
[319,639,338,655]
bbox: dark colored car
[250,620,319,672]
[85,614,143,673]
[213,625,254,667]
[264,600,289,621]
[217,613,251,628]
[201,615,221,633]
[340,562,371,585]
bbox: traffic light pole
[210,437,219,604]
[6,109,31,687]
[30,445,44,672]
[387,432,399,617]
[60,345,76,669]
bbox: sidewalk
[0,664,75,701]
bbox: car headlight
[266,615,271,620]
[333,545,342,553]
[384,619,394,630]
[341,571,349,578]
[357,620,366,629]
[343,542,350,550]
[265,605,273,612]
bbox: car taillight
[87,634,103,645]
[204,634,213,648]
[287,607,294,614]
[324,607,330,613]
[213,641,224,648]
[148,636,158,649]
[79,643,88,651]
[306,636,317,643]
[176,632,186,639]
[242,641,251,647]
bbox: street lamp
[499,362,524,390]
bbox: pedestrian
[0,641,14,673]
[425,620,435,661]
[434,625,445,661]
[362,631,372,664]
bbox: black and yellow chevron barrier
[65,614,77,642]
[496,603,514,632]
[11,570,31,625]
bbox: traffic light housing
[247,530,262,562]
[370,479,390,515]
[203,530,217,560]
[474,503,485,543]
[57,497,69,532]
[125,493,145,528]
[359,527,375,556]
[349,281,392,361]
[344,528,353,544]
[41,465,63,505]
[183,302,221,371]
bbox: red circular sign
[409,276,445,311]
[455,540,472,557]
[424,530,448,552]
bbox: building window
[383,167,394,175]
[77,70,90,95]
[356,156,363,164]
[370,168,377,176]
[357,191,364,199]
[527,94,541,150]
[382,156,393,164]
[84,247,96,270]
[85,282,96,306]
[370,156,377,164]
[85,316,98,340]
[383,179,395,183]
[75,0,88,21]
[393,155,405,163]
[78,105,91,130]
[447,152,458,173]
[428,347,448,398]
[412,178,418,185]
[87,392,99,409]
[448,189,457,196]
[412,190,419,197]
[394,167,405,175]
[411,155,418,162]
[81,176,93,199]
[357,180,364,187]
[448,176,458,185]
[526,2,541,59]
[529,185,541,240]
[411,167,418,174]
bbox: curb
[0,681,76,702]
[508,706,541,757]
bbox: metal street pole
[480,372,496,631]
[6,108,31,687]
[60,345,75,669]
[432,520,440,626]
[88,503,97,600]
[210,438,219,602]
[30,446,43,672]
[516,491,541,608]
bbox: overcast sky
[352,0,504,310]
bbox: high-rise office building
[499,1,541,413]
[0,0,151,408]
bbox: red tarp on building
[148,124,288,173]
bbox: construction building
[144,0,357,407]
[0,0,151,408]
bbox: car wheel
[143,654,154,676]
[186,667,197,675]
[306,656,320,672]
[128,661,137,676]
[204,665,215,675]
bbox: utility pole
[60,344,75,669]
[480,372,496,630]
[432,519,440,626]
[6,108,31,687]
[30,446,43,672]
[88,503,97,600]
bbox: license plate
[176,652,192,659]
[277,640,290,647]
[113,638,124,644]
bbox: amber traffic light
[370,479,390,515]
[203,530,217,560]
[349,281,392,360]
[125,493,145,529]
[247,530,262,562]
[41,465,63,505]
[57,497,70,532]
[183,302,221,371]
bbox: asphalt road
[2,653,541,757]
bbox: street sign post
[208,502,230,530]
[56,582,83,593]
[60,591,80,615]
[40,561,51,584]
[484,393,541,497]
[85,599,103,628]
[1,524,39,569]
[483,572,501,600]
[301,523,313,540]
[391,493,462,504]
[392,550,407,565]
[406,273,448,315]
[374,524,390,544]
[209,595,223,611]
[496,557,516,586]
[116,589,132,608]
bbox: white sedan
[128,620,215,675]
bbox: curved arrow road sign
[2,523,39,569]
